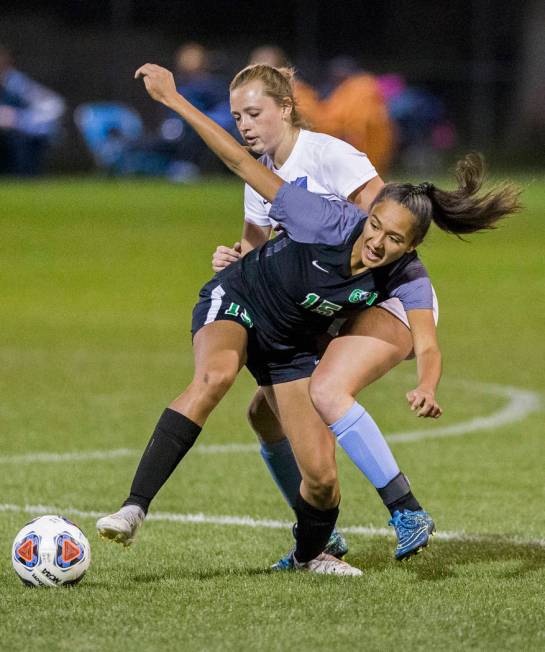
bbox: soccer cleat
[294,552,363,576]
[388,509,435,560]
[324,528,349,558]
[96,505,145,547]
[270,548,295,571]
[271,526,349,571]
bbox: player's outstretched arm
[406,309,443,418]
[134,64,283,202]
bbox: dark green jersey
[218,183,432,344]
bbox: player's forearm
[415,347,442,393]
[240,222,271,255]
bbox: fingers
[134,63,160,79]
[216,245,242,262]
[406,391,423,412]
[134,63,151,79]
[406,390,442,419]
[417,398,442,418]
[211,244,242,271]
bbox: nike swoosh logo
[312,260,329,274]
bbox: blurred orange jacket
[295,74,395,176]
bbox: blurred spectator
[159,42,235,174]
[377,73,456,173]
[74,100,201,181]
[248,45,321,125]
[0,44,65,175]
[74,43,234,181]
[248,48,393,175]
[313,56,394,175]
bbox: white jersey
[244,129,377,228]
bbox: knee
[247,391,285,444]
[193,367,237,403]
[247,390,267,432]
[309,374,343,423]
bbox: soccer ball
[12,515,91,587]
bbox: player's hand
[406,387,442,418]
[134,64,178,106]
[212,242,242,272]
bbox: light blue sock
[329,402,400,488]
[260,438,302,509]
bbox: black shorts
[191,279,318,386]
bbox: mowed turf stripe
[0,380,541,465]
[1,503,544,549]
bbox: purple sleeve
[388,259,434,311]
[269,183,364,244]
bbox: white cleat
[294,552,363,576]
[96,505,145,547]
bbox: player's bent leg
[262,380,360,575]
[171,321,248,424]
[249,387,349,564]
[310,307,413,424]
[248,388,286,444]
[309,308,435,559]
[249,388,302,508]
[266,380,339,509]
[97,321,247,546]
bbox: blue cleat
[271,549,295,571]
[388,509,435,560]
[271,527,349,571]
[324,528,349,559]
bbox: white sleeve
[320,139,378,199]
[244,183,272,226]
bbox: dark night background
[1,0,543,171]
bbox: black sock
[377,472,422,516]
[123,408,201,514]
[293,493,339,563]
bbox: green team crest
[348,289,378,305]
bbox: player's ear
[282,97,293,120]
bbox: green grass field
[1,175,544,651]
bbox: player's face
[361,199,417,268]
[230,80,290,155]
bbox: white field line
[387,380,542,443]
[1,503,544,549]
[0,445,258,464]
[0,380,541,465]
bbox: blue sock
[329,402,400,488]
[259,438,302,509]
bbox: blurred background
[1,0,543,179]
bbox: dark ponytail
[373,153,522,245]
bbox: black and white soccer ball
[12,515,91,587]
